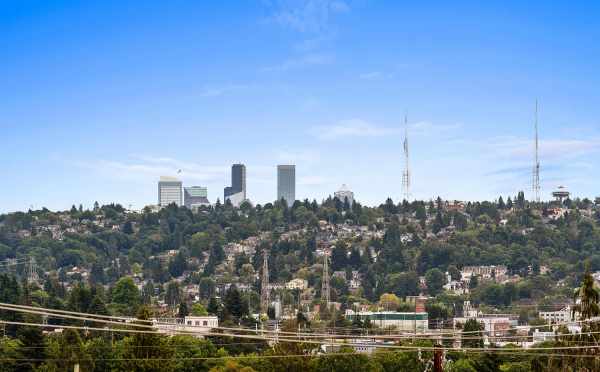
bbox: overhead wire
[1,302,597,343]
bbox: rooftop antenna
[402,114,411,201]
[533,100,541,203]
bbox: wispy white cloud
[267,0,350,33]
[199,84,248,98]
[299,96,322,111]
[311,119,396,140]
[262,53,333,72]
[75,156,229,182]
[311,119,462,141]
[299,175,329,186]
[276,149,321,164]
[293,34,335,52]
[409,121,462,136]
[486,137,600,160]
[358,71,397,80]
[359,71,384,80]
[479,136,600,195]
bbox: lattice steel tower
[532,100,541,203]
[321,252,330,308]
[260,251,270,314]
[402,115,411,201]
[26,257,38,284]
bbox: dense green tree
[462,319,484,348]
[178,302,189,317]
[165,281,182,308]
[118,306,175,372]
[448,358,477,372]
[330,244,348,271]
[111,277,141,315]
[425,268,446,296]
[572,267,600,319]
[223,285,249,321]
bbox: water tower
[552,186,570,203]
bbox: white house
[286,278,308,291]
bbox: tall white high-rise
[334,184,354,206]
[277,165,295,206]
[158,176,182,207]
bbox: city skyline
[2,1,600,213]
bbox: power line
[1,302,595,341]
[4,318,600,358]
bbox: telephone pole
[433,344,443,372]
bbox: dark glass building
[224,164,246,207]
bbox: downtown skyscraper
[277,165,295,206]
[224,164,246,207]
[158,176,182,207]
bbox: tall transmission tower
[26,257,38,284]
[260,251,270,314]
[321,252,330,308]
[402,115,411,201]
[532,100,541,203]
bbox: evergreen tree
[207,297,220,315]
[573,267,600,320]
[462,319,484,348]
[111,277,141,315]
[498,196,505,209]
[330,244,348,271]
[425,268,446,296]
[223,285,249,320]
[121,306,174,372]
[178,302,189,318]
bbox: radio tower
[532,100,541,203]
[260,251,270,314]
[321,252,330,309]
[402,115,411,201]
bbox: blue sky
[1,1,600,212]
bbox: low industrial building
[344,310,428,332]
[152,315,218,337]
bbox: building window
[203,321,208,326]
[195,321,200,326]
[187,321,191,325]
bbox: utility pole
[402,115,411,201]
[433,344,443,372]
[260,251,270,314]
[533,100,541,203]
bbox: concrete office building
[184,186,210,209]
[277,165,295,206]
[158,176,182,207]
[224,164,246,207]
